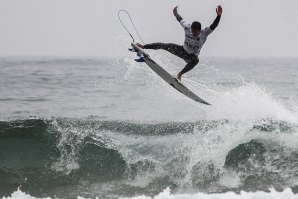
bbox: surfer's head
[191,21,201,36]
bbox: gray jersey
[180,20,213,55]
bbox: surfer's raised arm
[173,6,183,22]
[210,5,222,30]
[173,6,189,30]
[135,5,224,83]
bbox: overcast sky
[1,0,298,57]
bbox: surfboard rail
[131,43,211,105]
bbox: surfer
[137,5,222,81]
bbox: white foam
[207,83,298,123]
[219,172,242,188]
[1,189,51,199]
[120,188,298,199]
[3,188,297,199]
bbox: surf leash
[118,10,146,44]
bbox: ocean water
[0,54,298,199]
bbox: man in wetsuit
[137,5,222,81]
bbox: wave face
[0,118,298,198]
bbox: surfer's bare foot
[137,43,144,49]
[176,73,182,81]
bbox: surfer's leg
[177,55,199,80]
[164,44,188,59]
[143,43,165,50]
[143,43,183,55]
[143,43,191,62]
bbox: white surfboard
[131,43,211,105]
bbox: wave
[0,118,298,198]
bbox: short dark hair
[191,21,201,30]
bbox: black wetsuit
[143,14,221,75]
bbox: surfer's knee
[192,56,199,65]
[187,56,199,65]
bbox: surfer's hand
[173,6,178,15]
[216,5,223,16]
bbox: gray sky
[1,0,298,57]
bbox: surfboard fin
[134,57,145,62]
[128,48,136,52]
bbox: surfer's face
[191,28,201,37]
